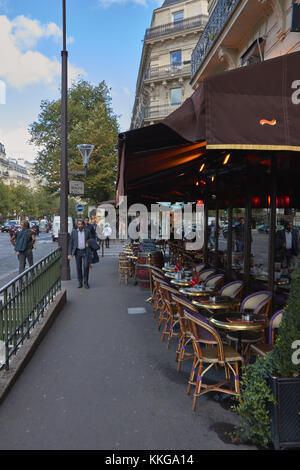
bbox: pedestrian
[234,217,245,252]
[103,222,112,248]
[68,219,91,289]
[84,216,96,239]
[208,220,216,249]
[276,221,299,277]
[12,221,36,274]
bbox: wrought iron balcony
[145,14,208,41]
[144,103,181,120]
[144,63,191,81]
[191,0,241,79]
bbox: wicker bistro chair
[171,294,200,372]
[204,273,225,290]
[198,268,216,283]
[219,281,244,302]
[159,284,181,348]
[150,266,166,306]
[184,309,244,411]
[118,254,133,285]
[250,309,283,358]
[152,275,169,325]
[226,290,273,358]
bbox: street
[0,232,57,287]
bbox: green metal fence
[0,247,62,369]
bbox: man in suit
[68,219,91,289]
[84,216,96,239]
[276,221,299,277]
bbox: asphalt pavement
[0,256,255,450]
[0,231,57,287]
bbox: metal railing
[0,247,61,369]
[145,14,208,41]
[144,63,191,81]
[191,0,241,79]
[144,103,181,120]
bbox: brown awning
[117,50,300,204]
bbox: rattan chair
[118,254,132,285]
[198,268,216,282]
[184,308,244,411]
[250,309,283,358]
[226,290,272,358]
[219,281,244,302]
[204,273,225,290]
[160,284,181,348]
[171,294,199,372]
[152,275,169,325]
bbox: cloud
[0,15,81,89]
[0,123,35,162]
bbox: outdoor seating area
[117,239,283,412]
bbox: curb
[0,289,67,405]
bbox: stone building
[191,0,300,88]
[131,0,208,129]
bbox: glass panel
[170,50,182,67]
[170,88,182,106]
[173,11,184,23]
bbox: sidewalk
[0,257,255,450]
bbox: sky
[0,0,163,162]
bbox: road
[0,231,57,288]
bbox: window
[173,11,183,23]
[170,88,182,106]
[170,50,182,67]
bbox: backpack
[15,230,30,252]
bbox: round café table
[162,266,176,273]
[179,287,217,298]
[170,278,193,288]
[165,270,193,280]
[208,312,269,355]
[192,296,240,314]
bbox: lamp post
[77,144,95,177]
[59,0,70,281]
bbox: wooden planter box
[269,375,300,450]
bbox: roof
[160,0,184,8]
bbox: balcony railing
[145,14,208,41]
[191,0,241,79]
[144,63,191,81]
[144,104,181,120]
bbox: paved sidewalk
[0,257,255,450]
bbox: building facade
[0,143,36,188]
[191,0,300,88]
[131,0,208,129]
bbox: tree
[29,80,119,203]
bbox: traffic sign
[77,204,84,213]
[69,180,84,195]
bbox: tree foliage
[29,80,119,203]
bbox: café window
[173,11,183,23]
[170,88,182,106]
[170,50,182,67]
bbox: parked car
[2,220,19,233]
[257,224,269,234]
[39,219,49,233]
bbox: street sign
[77,204,84,213]
[69,180,84,195]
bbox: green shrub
[235,262,300,447]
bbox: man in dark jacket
[276,221,299,276]
[12,221,36,274]
[68,220,91,289]
[84,216,96,239]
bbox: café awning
[117,50,300,204]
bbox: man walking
[68,219,91,289]
[276,221,299,277]
[84,216,96,239]
[13,221,36,274]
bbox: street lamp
[59,0,70,281]
[77,144,94,177]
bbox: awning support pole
[244,177,252,293]
[268,154,277,296]
[215,176,219,269]
[227,188,233,279]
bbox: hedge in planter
[235,262,300,448]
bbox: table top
[209,312,269,332]
[179,287,217,297]
[192,296,240,311]
[162,266,176,272]
[170,278,192,287]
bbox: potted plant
[235,263,300,449]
